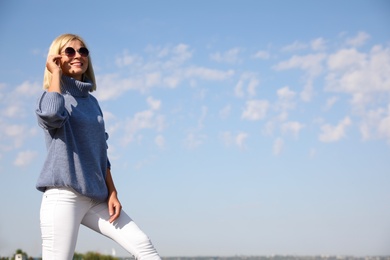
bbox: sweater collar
[61,75,93,97]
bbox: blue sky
[1,0,390,258]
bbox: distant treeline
[1,250,119,260]
[2,253,390,260]
[74,251,119,260]
[160,257,390,260]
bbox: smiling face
[60,40,89,81]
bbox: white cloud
[15,81,42,97]
[163,44,193,69]
[219,105,231,119]
[220,131,233,146]
[155,135,165,148]
[122,98,165,145]
[144,43,193,69]
[359,105,390,143]
[281,121,305,138]
[281,40,307,52]
[327,45,390,92]
[236,132,248,149]
[253,50,270,60]
[273,137,284,155]
[133,110,155,128]
[13,150,37,167]
[276,86,296,113]
[234,79,245,98]
[327,48,366,72]
[163,75,181,88]
[147,96,161,110]
[378,115,390,143]
[274,44,327,105]
[174,44,192,59]
[197,106,208,130]
[115,51,143,68]
[242,100,269,121]
[325,45,390,112]
[345,31,370,47]
[277,86,296,100]
[156,46,170,58]
[102,110,116,121]
[134,156,156,170]
[324,96,339,111]
[247,78,259,97]
[0,80,43,158]
[276,36,326,54]
[311,38,327,51]
[0,81,41,119]
[210,48,242,64]
[274,53,326,78]
[184,133,206,149]
[97,44,236,101]
[184,67,235,81]
[1,123,28,150]
[145,72,162,88]
[125,111,165,144]
[2,103,25,118]
[319,117,352,142]
[263,87,302,137]
[220,131,248,149]
[95,73,144,100]
[263,120,276,136]
[300,79,314,102]
[182,106,208,149]
[234,73,259,98]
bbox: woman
[35,33,161,260]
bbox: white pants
[40,187,161,260]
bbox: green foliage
[2,249,118,260]
[12,249,28,260]
[74,251,119,260]
[73,252,84,260]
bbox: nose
[73,50,82,58]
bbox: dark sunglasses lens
[64,47,76,56]
[79,47,89,57]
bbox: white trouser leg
[40,187,91,260]
[40,188,161,260]
[82,201,160,260]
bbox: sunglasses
[62,47,89,58]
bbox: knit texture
[35,76,109,201]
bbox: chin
[69,71,85,79]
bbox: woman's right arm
[35,55,67,130]
[46,54,62,93]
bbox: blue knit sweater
[35,76,109,201]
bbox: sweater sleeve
[105,132,111,169]
[35,91,68,130]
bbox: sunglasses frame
[62,47,89,58]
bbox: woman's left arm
[106,168,122,223]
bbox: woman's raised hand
[46,54,62,75]
[46,55,62,93]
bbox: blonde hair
[43,34,97,91]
